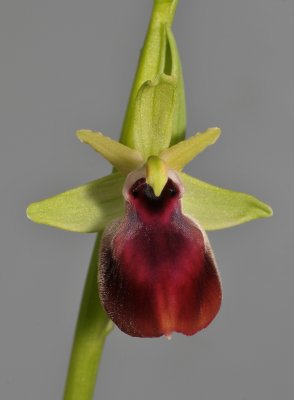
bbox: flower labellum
[99,165,222,338]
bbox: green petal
[160,127,221,171]
[26,173,125,233]
[146,156,168,197]
[129,74,177,159]
[180,172,273,231]
[76,130,144,174]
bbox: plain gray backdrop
[0,0,293,399]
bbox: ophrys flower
[27,124,271,337]
[27,0,272,339]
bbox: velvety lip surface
[99,178,222,338]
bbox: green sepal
[160,127,221,171]
[76,130,144,174]
[26,173,125,233]
[180,172,273,231]
[129,74,177,159]
[146,156,168,197]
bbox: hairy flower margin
[27,0,272,339]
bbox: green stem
[63,234,113,400]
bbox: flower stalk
[63,234,113,400]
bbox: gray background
[0,0,292,399]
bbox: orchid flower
[28,124,271,337]
[27,0,272,398]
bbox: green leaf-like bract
[120,4,186,149]
[129,74,177,159]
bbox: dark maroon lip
[98,176,222,338]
